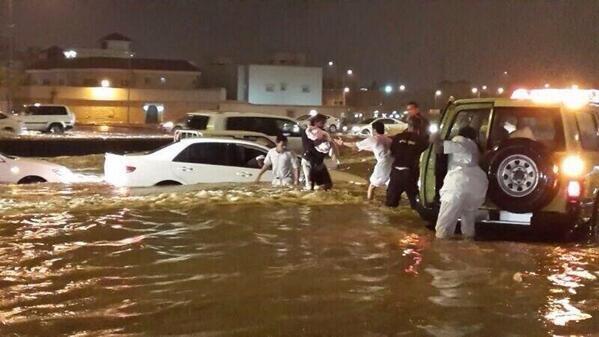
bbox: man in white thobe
[435,126,489,239]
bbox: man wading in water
[335,121,393,200]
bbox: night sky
[7,0,599,89]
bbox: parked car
[18,104,76,134]
[160,117,187,134]
[104,137,361,187]
[171,112,304,153]
[0,112,26,135]
[296,113,341,133]
[0,152,75,184]
[348,117,408,136]
[417,92,599,237]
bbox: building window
[83,78,96,86]
[58,79,65,85]
[265,84,275,92]
[302,85,311,93]
[145,77,151,85]
[121,79,129,87]
[42,79,50,85]
[280,83,287,91]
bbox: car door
[230,143,273,182]
[575,110,599,202]
[420,103,493,206]
[380,118,406,136]
[171,142,249,184]
[21,106,44,131]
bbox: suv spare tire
[485,138,559,213]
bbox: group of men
[255,102,489,239]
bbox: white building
[237,64,322,106]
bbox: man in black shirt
[386,118,429,208]
[406,101,430,138]
[301,114,333,190]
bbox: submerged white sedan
[104,138,365,187]
[0,152,75,184]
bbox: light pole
[434,90,442,108]
[127,52,134,124]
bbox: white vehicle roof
[187,111,296,120]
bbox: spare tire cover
[485,138,559,213]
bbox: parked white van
[19,104,76,133]
[181,112,304,153]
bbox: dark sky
[7,0,599,89]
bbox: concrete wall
[15,85,225,124]
[245,65,322,106]
[215,101,347,119]
[27,69,201,90]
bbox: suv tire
[48,123,64,134]
[485,138,559,213]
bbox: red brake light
[125,166,136,173]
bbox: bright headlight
[428,123,439,134]
[561,155,585,177]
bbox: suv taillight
[567,180,581,201]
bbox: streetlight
[481,85,487,91]
[399,84,406,92]
[328,60,334,67]
[343,87,350,93]
[384,85,393,94]
[471,87,479,97]
[100,79,111,88]
[434,90,442,108]
[346,69,353,76]
[544,83,550,88]
[497,87,504,95]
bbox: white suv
[183,112,304,153]
[19,104,76,133]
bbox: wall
[27,69,201,90]
[245,65,322,106]
[15,85,225,124]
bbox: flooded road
[0,155,597,336]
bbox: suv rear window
[489,107,565,151]
[187,115,209,130]
[25,106,67,116]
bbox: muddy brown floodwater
[0,154,597,336]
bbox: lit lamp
[346,69,353,76]
[100,79,111,88]
[435,90,442,97]
[343,87,350,93]
[399,84,406,92]
[497,87,505,95]
[384,85,393,94]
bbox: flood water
[0,155,597,336]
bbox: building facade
[237,64,322,106]
[19,33,223,124]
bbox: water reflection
[0,155,596,336]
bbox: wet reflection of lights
[398,233,426,275]
[544,298,592,326]
[542,249,595,326]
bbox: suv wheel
[48,123,64,134]
[485,138,559,213]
